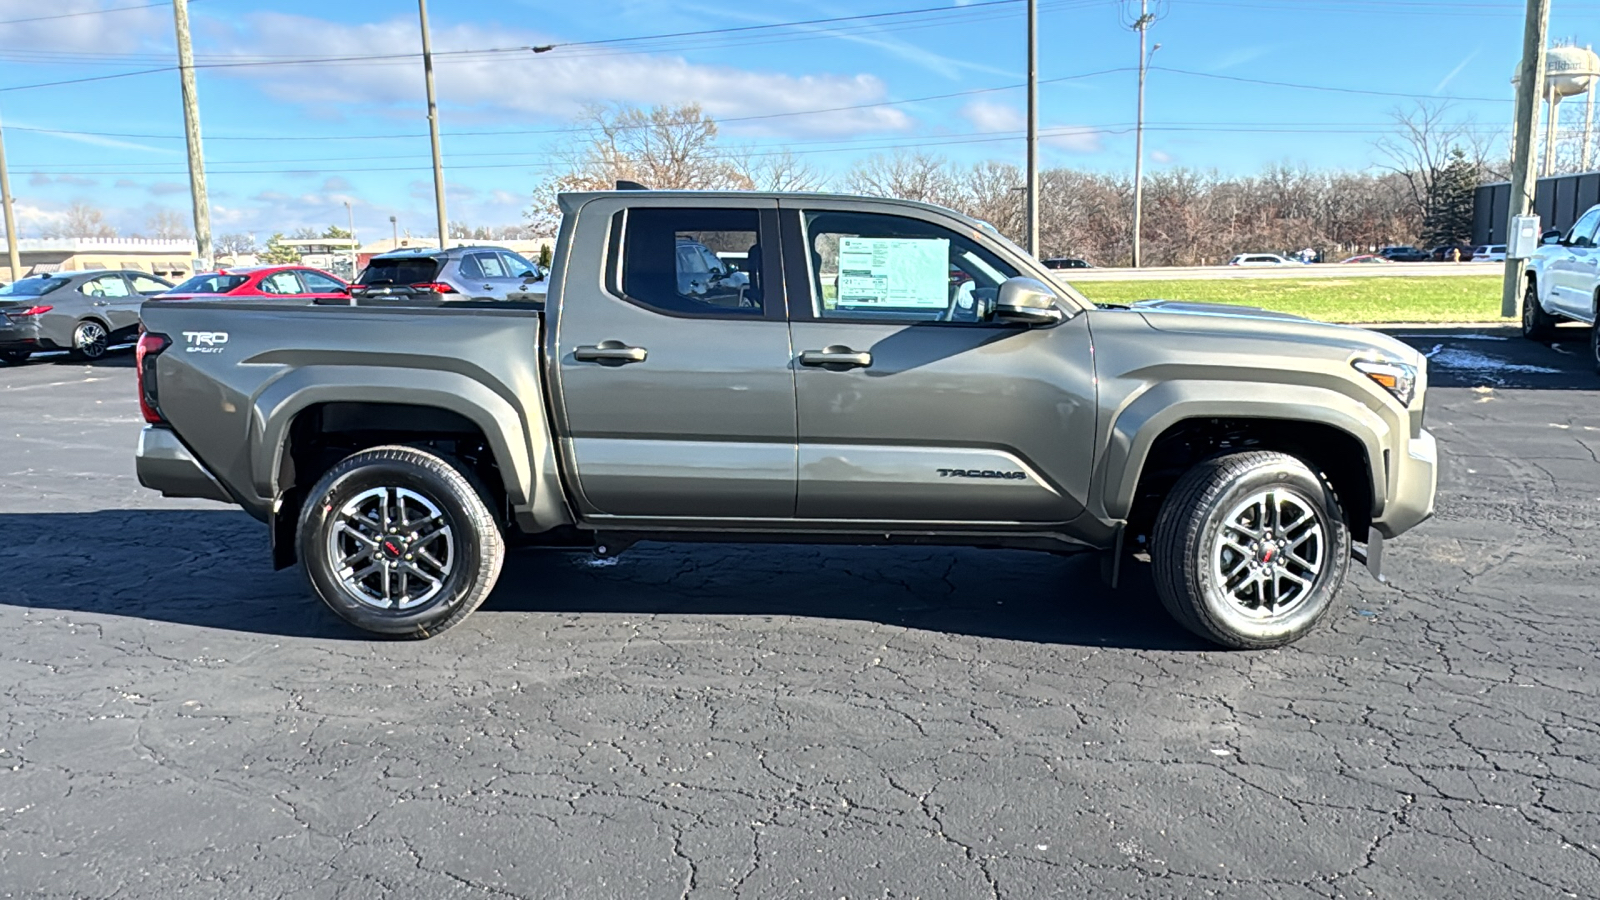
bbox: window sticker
[836,237,949,309]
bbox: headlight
[1353,359,1417,406]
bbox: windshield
[170,274,247,294]
[359,257,440,285]
[0,277,68,297]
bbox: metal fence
[1475,171,1600,244]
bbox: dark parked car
[1428,244,1474,262]
[0,269,173,364]
[349,245,544,304]
[1377,246,1429,262]
[1042,257,1092,269]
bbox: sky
[0,0,1597,242]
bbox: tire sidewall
[1189,462,1351,646]
[73,320,107,359]
[1522,284,1538,336]
[299,456,487,635]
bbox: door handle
[799,347,872,369]
[573,341,648,364]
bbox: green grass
[1074,275,1508,324]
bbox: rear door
[780,201,1095,524]
[550,198,796,520]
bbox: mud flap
[1352,531,1385,583]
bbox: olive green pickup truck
[135,190,1436,648]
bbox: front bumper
[1373,428,1437,539]
[136,426,232,503]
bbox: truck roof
[555,189,986,229]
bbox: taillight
[410,282,456,294]
[136,332,170,424]
[13,305,52,316]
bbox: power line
[0,1,170,27]
[1152,66,1514,103]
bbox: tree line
[526,102,1490,266]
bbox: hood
[1123,299,1423,366]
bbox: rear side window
[617,207,762,316]
[359,257,441,285]
[169,274,245,294]
[299,270,345,292]
[259,271,304,295]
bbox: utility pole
[1025,0,1039,259]
[0,116,21,284]
[172,0,211,273]
[1504,0,1551,318]
[417,0,448,250]
[1130,0,1157,268]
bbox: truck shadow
[0,510,1207,651]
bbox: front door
[552,200,796,519]
[1553,209,1600,317]
[780,204,1096,524]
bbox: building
[2,237,198,283]
[1474,170,1600,244]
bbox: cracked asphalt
[2,325,1599,899]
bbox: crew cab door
[1552,208,1600,318]
[550,198,796,519]
[778,201,1095,523]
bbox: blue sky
[0,0,1597,241]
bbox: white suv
[1524,204,1600,371]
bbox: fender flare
[251,366,536,509]
[1098,380,1393,521]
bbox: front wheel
[298,445,504,638]
[1590,321,1600,375]
[1523,282,1557,341]
[1151,452,1351,649]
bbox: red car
[158,265,349,302]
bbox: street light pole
[1131,0,1156,269]
[417,0,448,250]
[1504,0,1551,318]
[1025,0,1039,259]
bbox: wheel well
[271,402,509,568]
[1127,417,1373,545]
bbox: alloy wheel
[1210,488,1327,620]
[75,321,107,359]
[326,486,455,610]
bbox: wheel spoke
[1212,487,1327,620]
[326,485,455,612]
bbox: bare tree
[1374,101,1485,233]
[734,149,827,192]
[213,233,258,256]
[145,208,191,240]
[845,151,956,206]
[950,160,1025,244]
[528,103,751,233]
[44,201,117,239]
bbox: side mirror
[1543,229,1563,245]
[994,277,1065,325]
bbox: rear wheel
[1151,451,1351,649]
[1590,319,1600,375]
[0,349,28,365]
[1523,281,1557,341]
[69,320,108,360]
[298,445,504,638]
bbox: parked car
[159,265,349,302]
[1522,203,1600,371]
[1378,246,1430,262]
[0,269,172,363]
[1226,253,1302,267]
[349,245,543,304]
[136,189,1437,650]
[1471,244,1507,262]
[1428,245,1474,262]
[1340,255,1392,264]
[1042,257,1093,269]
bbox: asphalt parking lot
[3,325,1599,899]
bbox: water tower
[1512,44,1600,174]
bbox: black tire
[68,319,108,361]
[1523,281,1557,341]
[1590,321,1600,376]
[1151,451,1351,650]
[0,349,28,365]
[298,445,504,638]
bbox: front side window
[129,274,172,294]
[618,207,762,316]
[500,250,537,277]
[802,210,1017,323]
[299,270,345,293]
[1571,210,1600,248]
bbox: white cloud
[202,13,912,138]
[1151,149,1173,164]
[960,100,1025,134]
[1044,126,1104,154]
[29,173,98,187]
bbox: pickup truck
[135,190,1437,649]
[1522,203,1600,372]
